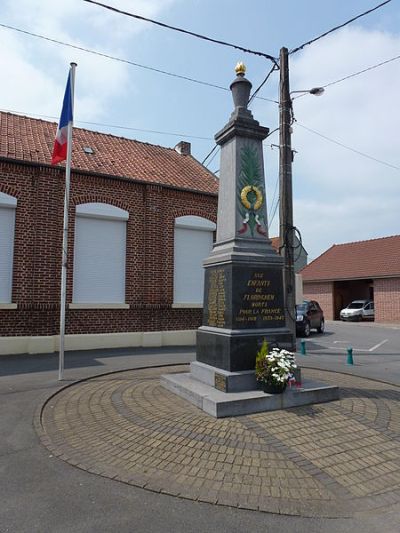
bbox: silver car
[340,300,374,321]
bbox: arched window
[0,192,17,303]
[173,216,216,305]
[73,203,129,304]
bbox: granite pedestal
[161,361,339,418]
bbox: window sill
[0,303,17,309]
[69,303,130,309]
[172,303,203,309]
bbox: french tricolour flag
[51,70,73,165]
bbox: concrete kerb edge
[34,361,400,441]
[33,363,400,519]
[34,360,400,440]
[33,362,189,443]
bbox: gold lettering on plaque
[235,270,284,325]
[207,269,226,328]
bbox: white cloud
[286,26,400,259]
[0,0,179,120]
[0,3,398,264]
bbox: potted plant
[255,339,297,394]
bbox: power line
[290,0,392,55]
[202,124,279,167]
[292,53,400,101]
[323,53,400,89]
[268,195,280,229]
[0,107,213,140]
[202,144,219,165]
[296,122,400,171]
[0,22,224,90]
[264,127,280,139]
[83,0,278,64]
[0,22,277,104]
[248,64,279,106]
[268,174,280,228]
[204,146,220,168]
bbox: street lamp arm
[290,87,325,96]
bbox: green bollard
[347,347,354,365]
[300,339,307,356]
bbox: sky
[0,0,399,260]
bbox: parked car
[340,300,374,321]
[296,300,325,337]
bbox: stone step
[161,372,339,418]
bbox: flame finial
[235,62,246,76]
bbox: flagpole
[59,62,77,381]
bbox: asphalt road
[299,320,400,384]
[1,322,400,533]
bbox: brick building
[301,236,400,323]
[0,112,218,354]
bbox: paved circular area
[37,366,400,518]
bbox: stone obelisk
[196,63,294,375]
[161,65,340,417]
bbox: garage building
[301,235,400,324]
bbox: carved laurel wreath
[240,185,263,210]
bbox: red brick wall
[374,277,400,323]
[303,281,334,320]
[0,160,217,336]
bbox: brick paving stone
[37,365,400,518]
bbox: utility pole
[278,47,296,349]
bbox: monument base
[197,327,293,372]
[190,361,301,393]
[161,362,339,418]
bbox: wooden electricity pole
[278,47,296,349]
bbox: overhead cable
[323,53,400,89]
[204,146,221,169]
[0,22,277,104]
[290,0,392,54]
[202,144,219,165]
[0,107,213,140]
[202,124,279,167]
[292,53,400,101]
[83,0,278,64]
[296,122,400,171]
[248,64,279,105]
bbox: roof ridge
[0,110,219,195]
[334,234,400,247]
[0,110,192,155]
[0,110,58,126]
[301,236,400,281]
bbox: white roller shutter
[173,216,215,304]
[73,204,128,303]
[0,193,17,303]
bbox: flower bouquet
[255,339,297,394]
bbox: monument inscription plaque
[214,373,227,392]
[232,266,285,329]
[203,265,285,330]
[204,267,227,328]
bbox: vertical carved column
[196,64,294,372]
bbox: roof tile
[0,112,218,194]
[301,236,400,280]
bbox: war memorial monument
[162,64,338,416]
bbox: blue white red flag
[51,70,73,165]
